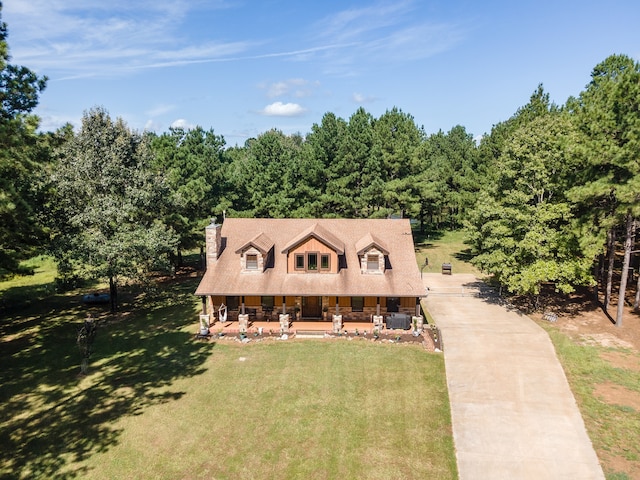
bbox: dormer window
[235,232,274,273]
[356,233,389,275]
[367,254,379,272]
[246,254,258,270]
[294,252,329,272]
[282,223,344,274]
[307,253,318,271]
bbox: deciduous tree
[51,107,178,312]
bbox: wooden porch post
[376,297,380,316]
[335,296,339,315]
[282,296,287,315]
[241,296,245,315]
[207,296,215,320]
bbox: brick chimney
[205,220,222,267]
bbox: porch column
[335,297,339,315]
[332,314,342,333]
[239,314,249,333]
[241,296,245,315]
[415,297,420,316]
[282,296,287,315]
[201,297,207,314]
[207,296,215,322]
[279,313,290,333]
[376,297,380,316]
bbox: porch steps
[295,330,328,339]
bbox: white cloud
[259,102,306,117]
[268,81,295,98]
[352,92,377,104]
[263,78,319,99]
[144,119,163,132]
[310,0,466,74]
[146,104,176,117]
[4,1,250,78]
[170,118,196,129]
[315,0,413,44]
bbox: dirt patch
[599,351,640,372]
[593,381,640,411]
[525,286,640,351]
[578,333,635,349]
[522,286,640,478]
[600,452,640,480]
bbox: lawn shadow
[0,276,210,479]
[470,282,607,319]
[412,229,445,247]
[453,247,475,263]
[0,280,57,316]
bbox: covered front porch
[207,319,382,334]
[201,294,422,324]
[196,317,422,337]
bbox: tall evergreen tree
[230,129,303,218]
[374,107,424,218]
[0,3,47,274]
[419,125,479,229]
[326,108,382,217]
[569,54,640,326]
[150,126,227,264]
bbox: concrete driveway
[422,273,604,480]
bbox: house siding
[287,237,338,273]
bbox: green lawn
[0,255,59,308]
[541,326,640,480]
[1,258,457,480]
[413,230,480,276]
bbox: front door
[302,296,322,318]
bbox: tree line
[0,4,637,321]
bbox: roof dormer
[235,232,273,273]
[356,233,389,274]
[281,223,344,255]
[281,223,344,274]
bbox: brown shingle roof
[281,222,345,255]
[355,232,389,256]
[195,218,424,297]
[234,232,274,255]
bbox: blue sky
[4,0,640,144]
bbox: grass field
[10,231,638,478]
[0,255,59,309]
[0,257,457,480]
[413,230,480,276]
[541,327,640,480]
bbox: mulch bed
[196,328,441,351]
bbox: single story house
[195,218,426,329]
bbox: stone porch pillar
[332,314,342,333]
[279,313,290,333]
[238,314,249,333]
[412,315,424,332]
